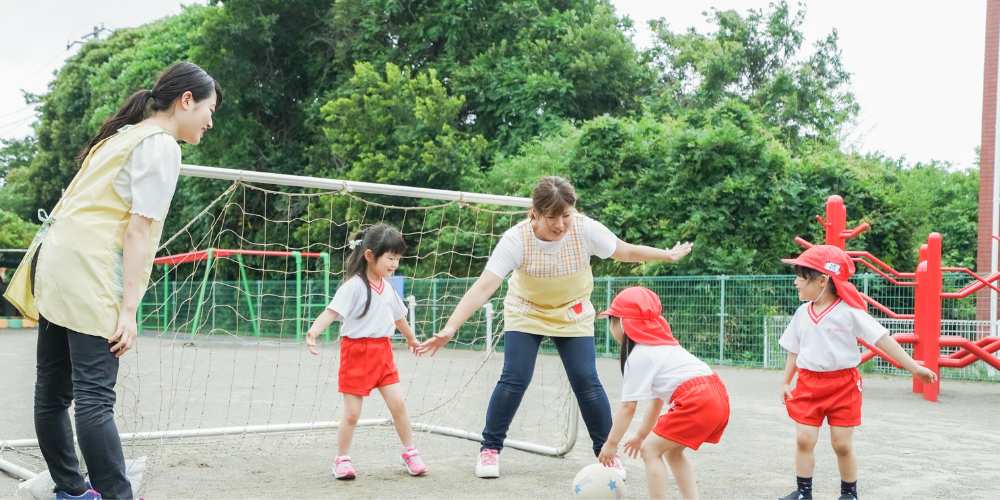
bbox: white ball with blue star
[571,463,627,499]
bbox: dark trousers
[481,331,613,455]
[35,315,132,499]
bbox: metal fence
[138,273,1000,382]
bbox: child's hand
[406,336,420,355]
[622,434,644,459]
[305,330,321,355]
[666,241,694,262]
[415,328,454,356]
[781,383,794,403]
[597,442,618,466]
[912,365,938,384]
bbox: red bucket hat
[781,245,866,310]
[598,287,678,346]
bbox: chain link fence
[139,273,1000,382]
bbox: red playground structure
[794,195,1000,402]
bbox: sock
[841,480,858,498]
[797,476,813,498]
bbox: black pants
[35,315,132,499]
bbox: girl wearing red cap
[778,245,936,500]
[416,176,692,479]
[596,286,729,500]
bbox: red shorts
[786,367,862,427]
[338,337,399,396]
[652,374,730,450]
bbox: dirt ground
[2,327,999,499]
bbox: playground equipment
[795,195,1000,402]
[144,248,332,339]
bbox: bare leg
[338,394,364,456]
[830,426,857,482]
[795,423,820,478]
[642,434,698,500]
[378,383,414,448]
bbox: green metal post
[293,251,303,340]
[235,254,261,337]
[321,252,331,340]
[162,264,170,332]
[190,248,215,337]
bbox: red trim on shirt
[369,278,384,295]
[807,298,842,324]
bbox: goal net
[0,166,579,497]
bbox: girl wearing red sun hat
[777,245,937,500]
[596,287,730,500]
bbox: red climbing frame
[795,195,1000,402]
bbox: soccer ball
[571,463,627,499]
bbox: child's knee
[343,408,362,425]
[831,438,853,457]
[640,442,662,462]
[795,431,818,451]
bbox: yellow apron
[3,124,170,339]
[503,215,596,337]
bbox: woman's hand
[109,309,138,358]
[415,327,455,356]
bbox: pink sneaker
[475,448,500,478]
[401,447,428,476]
[333,455,356,480]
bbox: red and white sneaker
[401,447,428,476]
[333,455,356,480]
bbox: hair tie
[348,239,362,250]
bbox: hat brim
[781,257,819,270]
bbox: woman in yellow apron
[417,176,693,479]
[3,62,221,500]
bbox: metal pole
[719,275,727,363]
[605,278,612,355]
[180,164,532,207]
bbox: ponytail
[76,61,222,166]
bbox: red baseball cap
[598,287,678,346]
[781,245,866,310]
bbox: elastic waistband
[798,367,859,378]
[674,373,722,394]
[341,336,391,344]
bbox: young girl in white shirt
[305,223,426,480]
[597,286,730,500]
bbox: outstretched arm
[875,335,938,383]
[612,240,693,264]
[415,271,503,356]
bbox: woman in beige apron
[3,62,221,500]
[417,176,692,479]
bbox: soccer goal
[0,166,580,494]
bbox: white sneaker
[475,448,500,478]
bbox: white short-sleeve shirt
[779,300,888,371]
[621,344,713,403]
[484,215,618,278]
[327,275,407,339]
[107,126,183,221]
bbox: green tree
[648,0,857,148]
[0,209,38,248]
[319,62,488,190]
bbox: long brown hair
[76,61,222,165]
